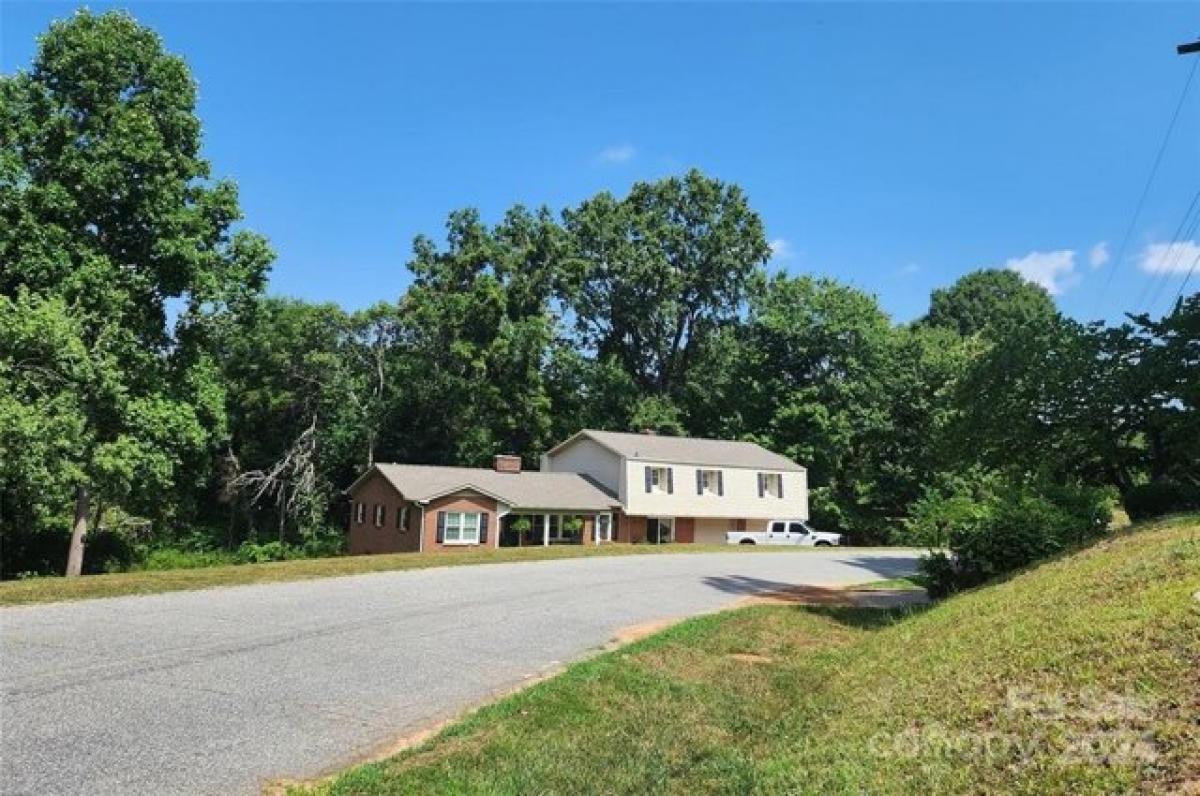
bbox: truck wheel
[815,541,831,547]
[739,539,756,545]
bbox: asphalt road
[1,549,920,795]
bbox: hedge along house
[346,455,621,555]
[346,431,809,554]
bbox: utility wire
[1094,56,1200,314]
[1140,188,1200,311]
[1172,248,1200,304]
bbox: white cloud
[897,262,920,277]
[596,144,636,164]
[1089,241,1110,269]
[1137,240,1200,274]
[1005,249,1079,296]
[769,238,794,261]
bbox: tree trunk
[65,484,89,577]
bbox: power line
[1140,188,1200,311]
[1171,249,1200,304]
[1094,55,1199,314]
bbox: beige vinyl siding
[541,437,623,497]
[623,461,808,521]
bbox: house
[345,430,807,554]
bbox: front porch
[499,512,614,547]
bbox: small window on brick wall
[397,505,409,531]
[354,502,366,524]
[373,504,386,527]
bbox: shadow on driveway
[701,554,923,598]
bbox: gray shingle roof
[566,430,806,472]
[369,464,620,511]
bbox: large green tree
[0,11,272,574]
[563,170,770,402]
[924,269,1057,337]
[387,206,566,466]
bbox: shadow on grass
[795,602,933,630]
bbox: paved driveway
[1,549,920,795]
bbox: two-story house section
[541,429,808,544]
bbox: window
[697,469,722,496]
[647,517,674,544]
[354,502,365,525]
[397,505,409,531]
[759,473,783,499]
[770,521,787,534]
[789,522,806,535]
[444,512,480,545]
[373,504,385,527]
[647,466,672,494]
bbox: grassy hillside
[306,515,1200,795]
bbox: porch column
[543,513,550,546]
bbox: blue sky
[3,3,1199,324]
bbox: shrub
[897,491,992,548]
[133,547,235,571]
[916,477,1114,594]
[233,540,298,564]
[1124,480,1200,521]
[299,529,345,558]
[917,551,959,599]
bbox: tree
[0,11,272,574]
[388,206,564,466]
[563,169,770,400]
[924,269,1057,337]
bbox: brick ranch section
[347,469,748,554]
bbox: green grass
[302,515,1200,795]
[850,575,927,591]
[0,542,880,607]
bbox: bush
[1124,480,1200,521]
[917,551,959,599]
[897,491,992,548]
[299,529,345,558]
[233,540,298,564]
[914,477,1114,595]
[133,547,235,571]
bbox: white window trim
[373,504,385,527]
[700,469,720,496]
[443,511,481,545]
[355,502,365,525]
[650,466,669,494]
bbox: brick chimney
[493,454,522,473]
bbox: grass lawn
[848,575,926,591]
[300,515,1200,795]
[0,541,890,607]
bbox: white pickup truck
[726,519,842,546]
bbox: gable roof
[551,429,806,472]
[356,464,620,511]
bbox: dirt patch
[727,653,773,664]
[608,617,681,647]
[735,585,927,609]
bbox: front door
[595,513,612,544]
[647,517,674,544]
